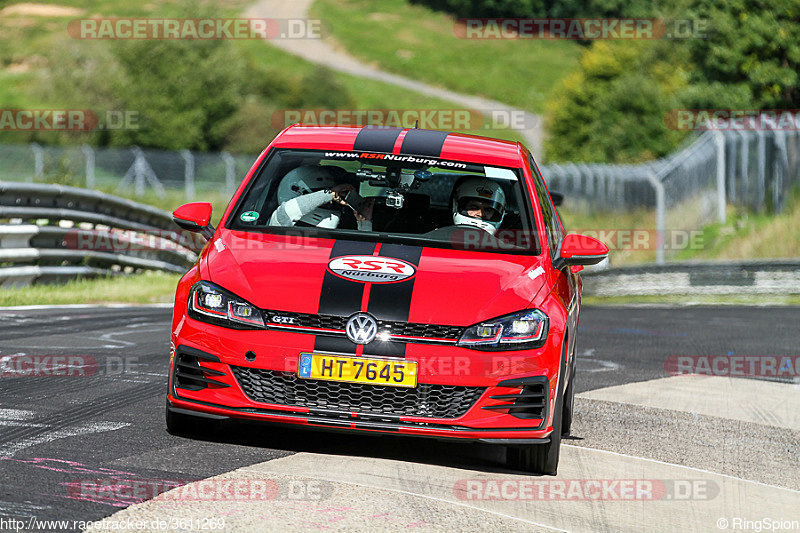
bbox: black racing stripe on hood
[399,129,449,157]
[353,126,404,153]
[363,244,424,357]
[315,240,377,354]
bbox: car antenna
[414,120,419,129]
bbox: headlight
[188,281,265,329]
[457,309,548,350]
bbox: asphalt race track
[0,305,798,531]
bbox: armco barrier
[0,182,198,287]
[582,260,800,296]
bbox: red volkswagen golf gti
[167,125,607,474]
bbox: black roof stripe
[399,129,450,157]
[353,126,404,153]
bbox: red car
[167,125,607,474]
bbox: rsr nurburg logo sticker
[328,255,416,283]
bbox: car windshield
[228,148,539,254]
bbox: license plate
[297,353,417,388]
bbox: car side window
[529,155,563,261]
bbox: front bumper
[169,315,561,442]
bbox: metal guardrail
[0,182,198,287]
[581,260,800,296]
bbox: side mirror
[173,202,215,239]
[550,191,564,207]
[560,233,608,266]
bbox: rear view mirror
[560,233,608,266]
[550,191,564,207]
[173,202,215,239]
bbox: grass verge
[672,189,800,262]
[0,271,181,306]
[0,0,528,145]
[311,0,581,114]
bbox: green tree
[682,0,800,108]
[111,39,246,150]
[545,40,688,163]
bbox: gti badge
[346,313,378,344]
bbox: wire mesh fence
[1,115,798,263]
[540,121,800,262]
[0,143,257,200]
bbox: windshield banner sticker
[323,151,468,170]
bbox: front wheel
[561,370,575,437]
[506,394,562,475]
[166,402,211,436]
[506,341,568,475]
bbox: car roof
[270,124,527,168]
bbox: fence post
[724,131,737,203]
[713,130,726,223]
[31,143,44,182]
[737,130,749,207]
[579,164,594,197]
[181,149,195,200]
[82,144,95,189]
[769,124,789,213]
[646,171,665,265]
[756,129,766,211]
[132,146,145,197]
[222,152,236,196]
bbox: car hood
[203,231,549,326]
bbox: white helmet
[277,165,339,203]
[452,177,506,235]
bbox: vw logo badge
[346,313,378,344]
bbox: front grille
[231,367,484,419]
[262,311,463,340]
[375,320,462,339]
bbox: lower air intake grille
[231,367,485,419]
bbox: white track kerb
[90,375,800,532]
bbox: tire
[506,396,562,475]
[165,401,207,436]
[505,340,568,475]
[561,362,575,437]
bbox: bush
[545,41,688,163]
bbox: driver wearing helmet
[452,177,506,236]
[269,165,373,230]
